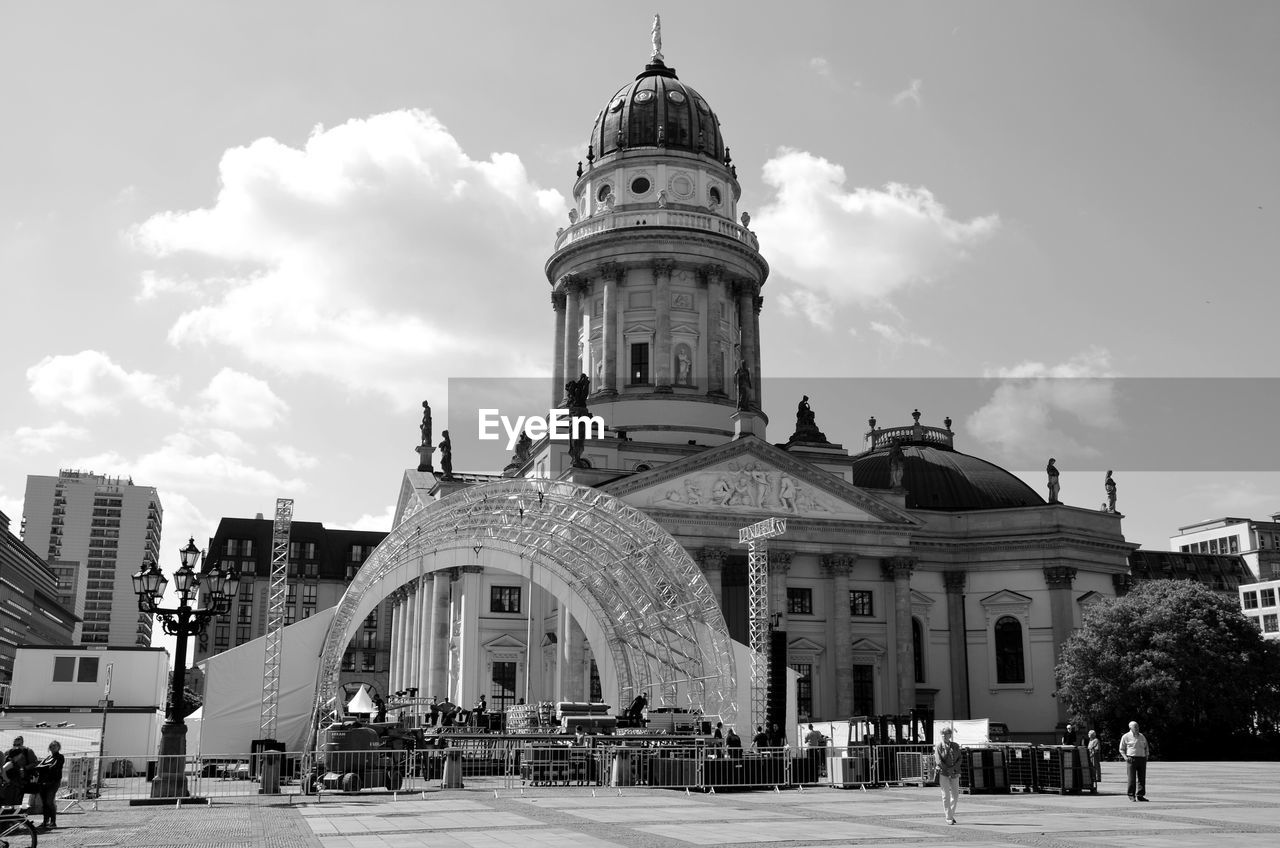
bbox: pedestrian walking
[1119,720,1150,801]
[33,741,64,831]
[935,727,963,824]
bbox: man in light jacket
[935,727,963,824]
[1118,720,1150,801]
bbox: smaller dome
[849,418,1045,511]
[588,60,726,161]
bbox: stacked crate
[961,747,1010,794]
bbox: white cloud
[810,57,832,78]
[893,79,923,107]
[965,348,1119,464]
[27,350,177,415]
[776,289,834,330]
[752,149,998,319]
[276,445,319,471]
[136,270,198,301]
[338,504,396,533]
[204,428,255,455]
[9,421,89,453]
[131,109,565,410]
[869,321,935,350]
[197,368,288,430]
[0,486,21,527]
[71,432,303,496]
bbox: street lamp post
[133,537,237,799]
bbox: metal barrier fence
[49,742,952,801]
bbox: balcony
[552,208,760,254]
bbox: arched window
[912,618,925,683]
[994,616,1025,684]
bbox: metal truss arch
[307,479,736,749]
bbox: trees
[1056,579,1280,759]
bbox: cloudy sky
[3,1,1279,608]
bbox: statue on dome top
[651,14,664,63]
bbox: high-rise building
[0,509,78,699]
[21,469,162,646]
[192,517,391,695]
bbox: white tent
[345,684,375,717]
[196,608,333,755]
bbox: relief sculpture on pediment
[647,461,846,516]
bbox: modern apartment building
[1239,578,1280,640]
[0,509,78,698]
[21,470,162,646]
[1171,515,1280,581]
[191,516,391,695]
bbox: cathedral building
[381,33,1135,738]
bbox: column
[735,281,758,410]
[390,590,404,693]
[551,288,567,407]
[404,580,419,693]
[697,547,727,611]
[822,554,856,717]
[599,262,622,395]
[562,276,584,390]
[1044,565,1078,725]
[944,571,971,719]
[459,565,483,705]
[654,259,674,391]
[751,289,764,411]
[428,568,451,698]
[701,265,724,392]
[881,556,917,713]
[768,550,792,627]
[417,574,432,693]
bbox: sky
[3,0,1280,623]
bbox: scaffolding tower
[260,497,294,740]
[739,516,785,732]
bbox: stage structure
[305,479,736,750]
[739,516,785,730]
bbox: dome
[849,442,1046,512]
[587,60,727,162]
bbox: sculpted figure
[419,401,432,447]
[778,475,797,512]
[888,439,906,489]
[513,432,533,465]
[439,430,454,480]
[1105,470,1117,512]
[1047,458,1061,504]
[734,361,752,411]
[710,477,731,505]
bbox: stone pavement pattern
[30,762,1280,848]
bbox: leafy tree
[1056,579,1280,759]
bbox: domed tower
[545,18,769,447]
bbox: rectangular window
[52,656,75,682]
[1229,536,1240,553]
[303,585,318,605]
[224,539,238,556]
[341,652,355,672]
[215,625,229,648]
[362,631,377,649]
[629,343,650,385]
[787,587,813,615]
[242,539,253,556]
[364,610,378,630]
[284,607,296,626]
[850,590,873,617]
[240,582,254,600]
[790,662,813,720]
[304,542,317,560]
[238,605,253,624]
[852,664,875,716]
[491,660,518,712]
[236,626,250,644]
[345,564,358,581]
[289,541,300,560]
[1261,589,1277,607]
[77,656,100,683]
[1264,613,1279,633]
[301,606,314,619]
[304,562,318,579]
[490,585,522,614]
[361,652,376,672]
[1244,592,1259,609]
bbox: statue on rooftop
[439,430,454,481]
[1105,469,1117,513]
[416,401,434,473]
[566,373,593,469]
[651,13,664,63]
[789,395,830,445]
[888,439,906,489]
[1047,458,1061,504]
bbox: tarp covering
[197,607,333,755]
[0,716,104,756]
[932,718,990,747]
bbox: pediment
[909,590,935,607]
[624,321,656,335]
[1076,590,1105,607]
[671,322,701,336]
[850,638,885,655]
[979,589,1033,607]
[603,436,916,525]
[483,633,526,650]
[788,637,825,654]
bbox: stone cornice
[546,229,770,284]
[880,556,917,581]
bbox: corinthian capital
[880,556,916,581]
[821,554,856,576]
[597,260,625,283]
[767,549,793,574]
[1043,566,1078,588]
[652,258,675,280]
[943,571,967,593]
[697,547,728,570]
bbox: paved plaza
[29,761,1280,848]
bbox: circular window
[609,96,624,112]
[695,98,709,112]
[670,173,694,198]
[667,90,686,104]
[634,89,654,103]
[597,184,613,203]
[708,186,722,206]
[631,176,651,196]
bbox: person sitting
[471,695,487,729]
